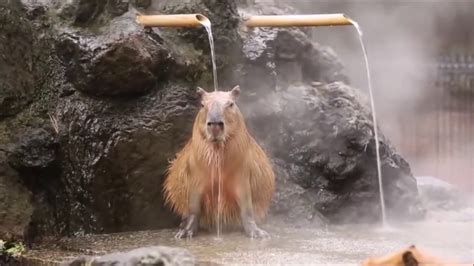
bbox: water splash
[199,18,218,91]
[348,18,387,226]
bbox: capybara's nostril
[207,121,224,128]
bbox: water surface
[25,206,474,265]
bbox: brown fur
[164,88,275,228]
[362,245,463,266]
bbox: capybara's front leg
[175,189,201,239]
[237,179,270,239]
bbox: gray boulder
[0,152,33,241]
[0,1,35,118]
[416,176,470,210]
[62,246,196,266]
[256,83,424,223]
[238,6,424,222]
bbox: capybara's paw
[174,228,196,239]
[246,227,270,239]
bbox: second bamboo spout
[244,14,352,27]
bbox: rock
[274,29,346,84]
[0,0,207,237]
[240,27,279,93]
[0,0,58,243]
[56,21,171,97]
[6,128,57,172]
[62,246,196,266]
[163,0,244,88]
[132,0,152,9]
[40,0,240,234]
[0,1,35,118]
[3,126,62,241]
[55,8,208,97]
[239,26,347,98]
[52,84,196,234]
[56,0,130,26]
[242,82,424,223]
[270,159,328,227]
[105,0,130,17]
[0,152,33,241]
[416,176,470,210]
[236,5,423,223]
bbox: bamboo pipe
[136,14,210,27]
[244,14,352,27]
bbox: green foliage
[0,239,26,258]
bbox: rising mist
[271,0,474,190]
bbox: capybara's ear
[230,85,240,100]
[197,87,207,99]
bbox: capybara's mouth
[208,123,224,137]
[208,133,225,143]
[207,125,224,142]
[210,136,224,142]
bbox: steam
[283,0,474,190]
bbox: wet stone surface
[0,1,35,118]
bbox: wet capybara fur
[164,86,275,238]
[362,245,458,266]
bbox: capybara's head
[196,85,242,142]
[362,245,455,266]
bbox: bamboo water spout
[244,14,352,27]
[136,14,210,27]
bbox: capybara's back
[164,86,275,238]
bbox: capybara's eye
[201,103,204,108]
[229,102,234,108]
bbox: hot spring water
[36,204,473,264]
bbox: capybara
[362,245,461,266]
[164,85,275,239]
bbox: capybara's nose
[207,121,224,136]
[207,121,224,127]
[207,121,224,129]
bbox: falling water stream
[348,18,387,226]
[199,18,219,92]
[198,17,223,238]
